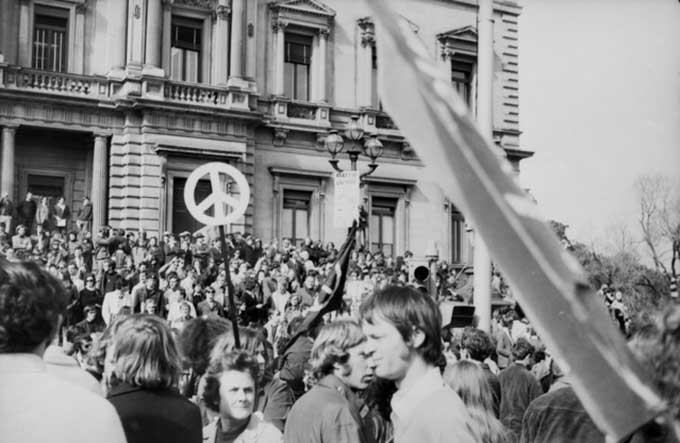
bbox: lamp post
[325,115,383,179]
[324,115,384,248]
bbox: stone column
[357,18,374,108]
[229,0,245,80]
[145,0,163,69]
[316,29,328,102]
[157,152,167,234]
[92,134,109,235]
[273,20,286,96]
[1,126,16,197]
[161,0,172,75]
[73,3,86,74]
[17,0,30,67]
[213,3,231,85]
[108,0,127,73]
[126,0,146,69]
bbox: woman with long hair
[104,314,202,443]
[444,360,512,443]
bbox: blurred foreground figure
[104,314,202,443]
[360,285,477,443]
[0,260,127,443]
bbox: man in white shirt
[0,260,127,443]
[102,279,133,325]
[361,285,476,443]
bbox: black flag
[281,221,358,353]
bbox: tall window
[171,16,202,82]
[284,33,312,101]
[451,59,474,106]
[370,197,396,257]
[451,205,465,264]
[32,6,69,72]
[282,190,311,247]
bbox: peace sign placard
[183,162,250,226]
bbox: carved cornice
[357,17,375,48]
[270,0,334,31]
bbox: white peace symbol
[183,162,250,226]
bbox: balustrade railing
[1,66,107,98]
[164,81,227,106]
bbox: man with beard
[284,319,377,442]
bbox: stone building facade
[0,0,531,265]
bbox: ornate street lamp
[325,115,384,180]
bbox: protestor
[102,279,133,325]
[360,285,477,443]
[498,338,543,438]
[445,360,512,443]
[104,314,202,443]
[202,351,283,443]
[460,326,502,417]
[0,259,127,443]
[284,319,377,443]
[210,328,294,432]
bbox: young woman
[444,360,512,443]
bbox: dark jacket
[520,386,604,443]
[278,335,313,400]
[77,203,92,221]
[17,199,37,222]
[482,363,502,418]
[257,376,295,432]
[107,382,202,443]
[499,363,543,437]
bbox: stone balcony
[0,65,110,100]
[0,64,256,112]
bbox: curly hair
[461,327,493,362]
[108,314,181,389]
[309,319,366,379]
[0,260,68,353]
[202,351,260,413]
[511,337,534,361]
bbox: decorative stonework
[357,17,375,47]
[437,26,477,60]
[272,127,289,146]
[173,0,216,9]
[215,4,231,20]
[270,0,334,30]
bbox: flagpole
[473,0,494,333]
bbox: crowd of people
[1,214,679,442]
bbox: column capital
[2,124,19,133]
[317,28,330,39]
[358,17,375,47]
[215,4,231,20]
[272,19,287,32]
[93,131,111,139]
[75,2,87,14]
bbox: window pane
[185,49,199,82]
[382,215,394,248]
[33,12,68,72]
[170,47,184,81]
[370,215,380,240]
[282,208,294,240]
[382,243,393,258]
[294,209,309,241]
[295,64,309,101]
[284,62,294,98]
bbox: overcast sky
[519,0,680,248]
